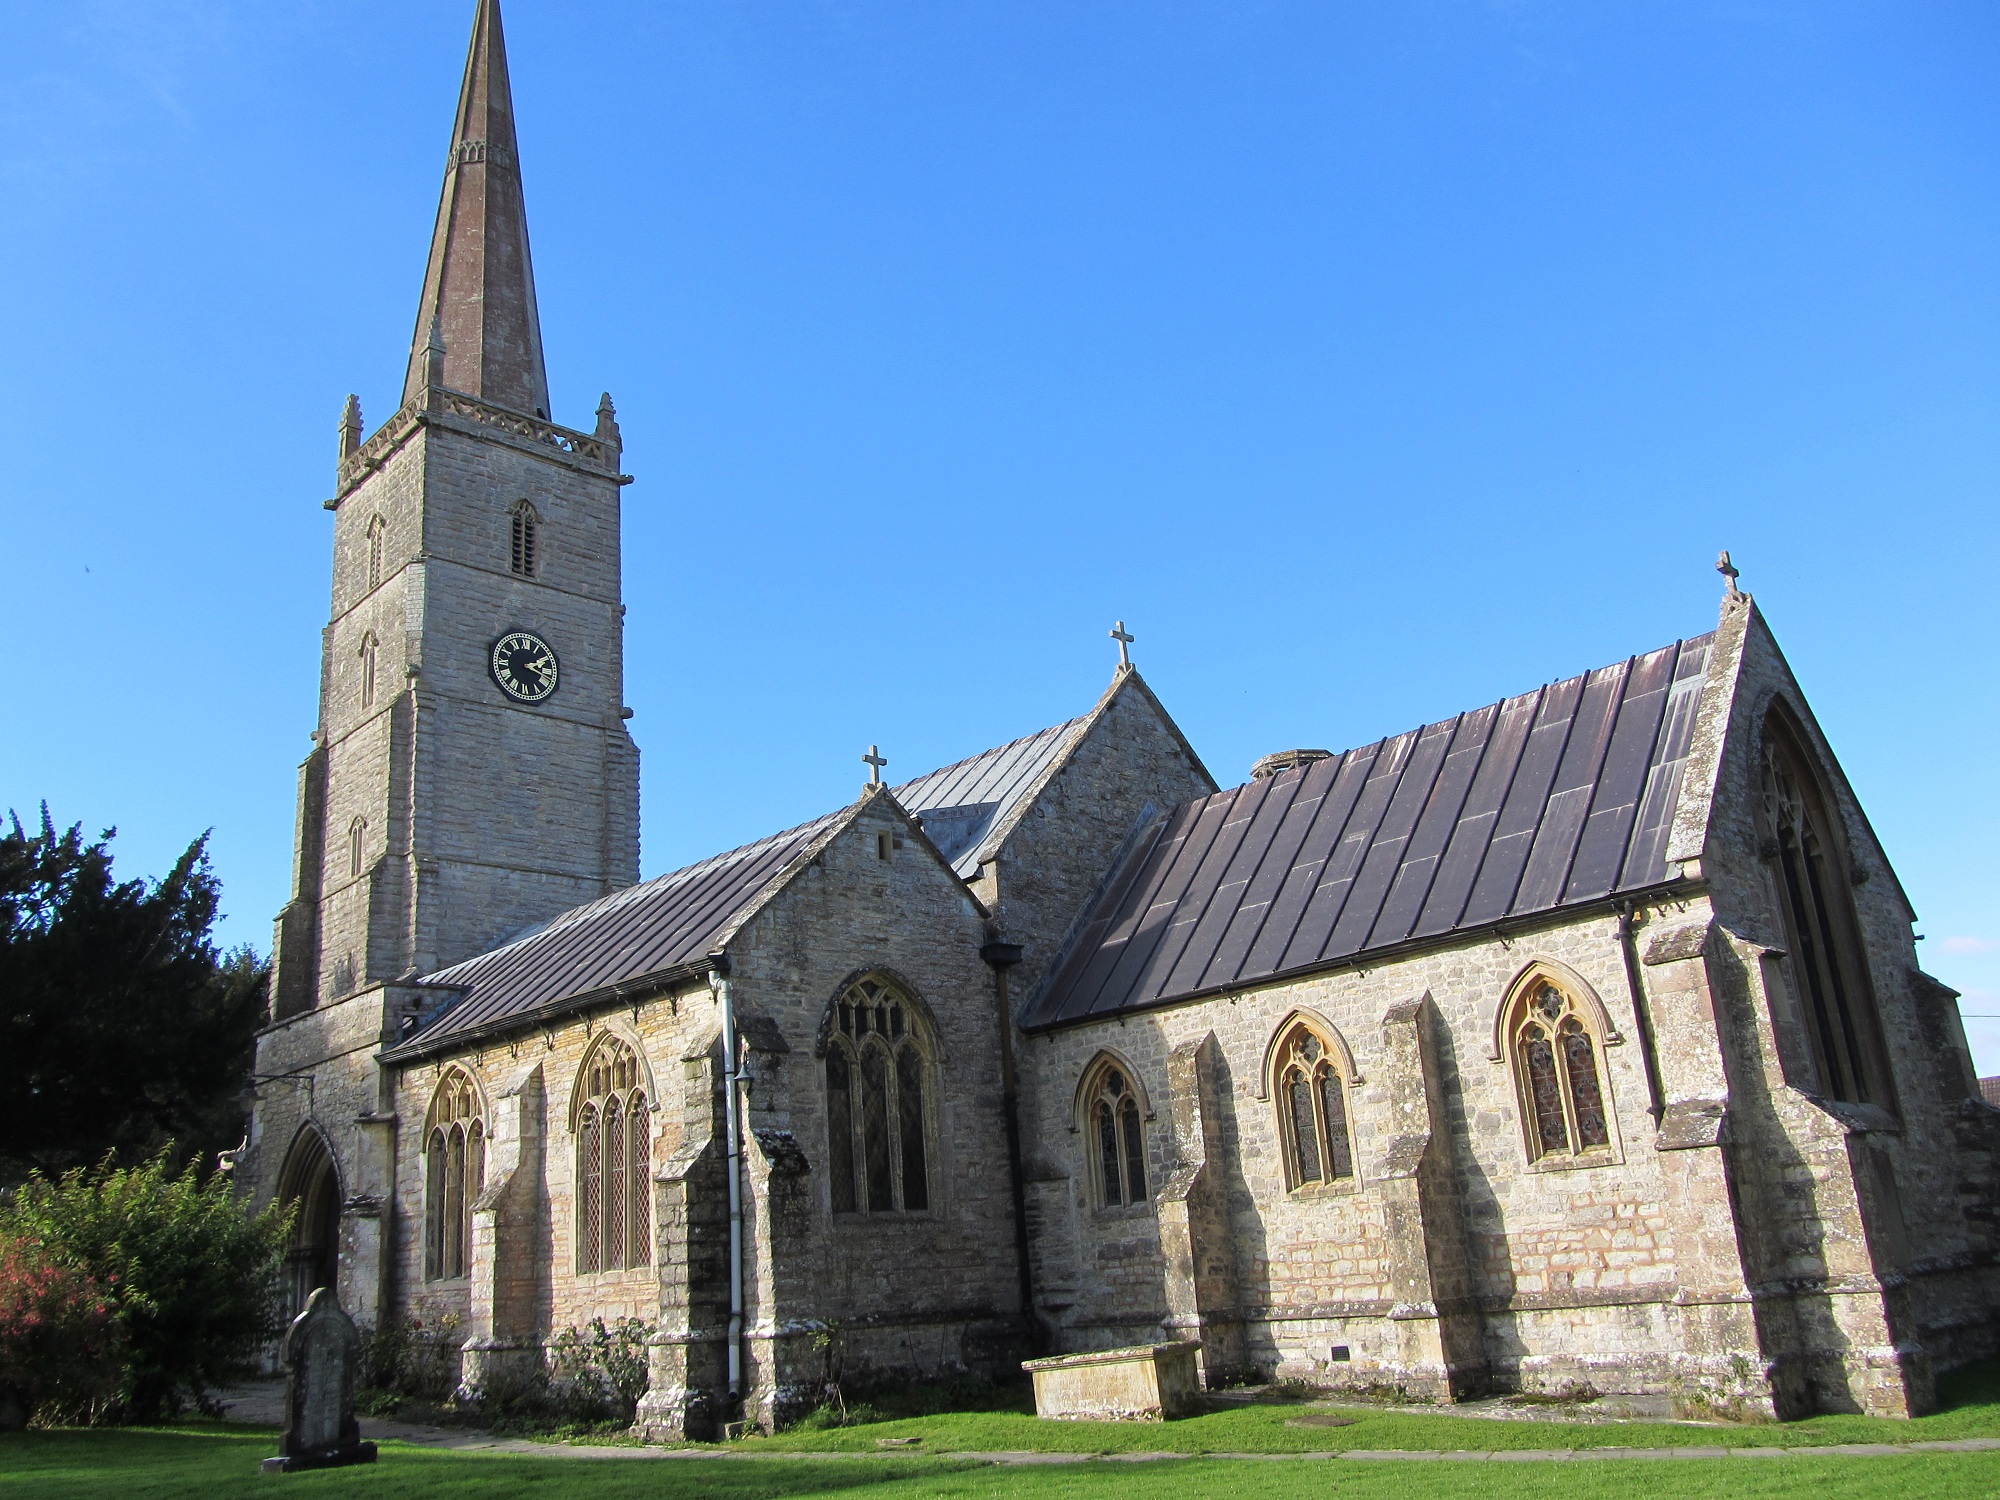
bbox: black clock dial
[490,631,560,703]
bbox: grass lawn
[738,1355,2000,1454]
[0,1428,1996,1500]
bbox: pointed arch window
[824,975,933,1215]
[359,633,378,709]
[346,817,366,880]
[575,1036,651,1272]
[1273,1021,1357,1189]
[366,515,385,591]
[424,1067,485,1281]
[509,502,539,578]
[1762,716,1893,1108]
[1081,1057,1149,1209]
[1509,979,1613,1162]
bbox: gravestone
[260,1287,378,1473]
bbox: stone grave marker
[261,1287,377,1473]
[1022,1341,1204,1421]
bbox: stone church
[245,0,2000,1436]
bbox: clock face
[490,631,560,703]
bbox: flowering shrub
[3,1150,289,1421]
[547,1317,652,1423]
[0,1236,123,1425]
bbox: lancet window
[575,1036,651,1272]
[360,633,378,709]
[346,818,366,880]
[366,514,385,591]
[824,975,932,1215]
[1081,1058,1148,1209]
[1762,716,1892,1107]
[424,1067,485,1281]
[1274,1021,1356,1188]
[1511,979,1612,1162]
[509,502,539,578]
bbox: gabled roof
[1026,633,1716,1030]
[384,718,1088,1060]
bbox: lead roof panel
[394,717,1088,1055]
[1026,633,1715,1030]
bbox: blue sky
[3,1,1996,1063]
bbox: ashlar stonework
[243,0,2000,1442]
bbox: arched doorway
[276,1127,340,1325]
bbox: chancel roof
[1026,634,1716,1030]
[386,717,1088,1059]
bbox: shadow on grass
[739,1355,2000,1455]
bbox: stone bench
[1022,1341,1203,1421]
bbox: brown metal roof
[1026,633,1716,1030]
[387,719,1088,1059]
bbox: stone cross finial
[1716,550,1742,599]
[1110,620,1135,669]
[862,745,888,787]
[338,395,363,461]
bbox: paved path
[213,1384,2000,1464]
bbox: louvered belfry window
[1083,1059,1148,1209]
[575,1037,651,1272]
[424,1068,485,1281]
[1512,980,1612,1162]
[1274,1023,1355,1189]
[509,502,539,577]
[824,975,932,1215]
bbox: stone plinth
[1023,1342,1203,1421]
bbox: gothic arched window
[824,975,933,1215]
[346,817,366,880]
[509,502,539,578]
[1762,714,1893,1108]
[1510,979,1613,1162]
[366,514,385,591]
[1081,1057,1149,1209]
[424,1067,485,1281]
[575,1036,651,1272]
[359,633,378,710]
[1273,1021,1356,1189]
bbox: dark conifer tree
[0,808,266,1179]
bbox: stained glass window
[825,975,934,1215]
[1513,981,1615,1162]
[575,1037,651,1271]
[1275,1022,1357,1189]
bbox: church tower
[271,0,639,1018]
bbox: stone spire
[402,0,551,418]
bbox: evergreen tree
[0,808,267,1179]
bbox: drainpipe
[710,958,746,1404]
[1616,903,1666,1124]
[980,940,1041,1353]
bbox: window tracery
[1081,1057,1148,1209]
[575,1036,650,1272]
[1762,715,1891,1107]
[1273,1021,1356,1188]
[1510,979,1612,1162]
[824,975,932,1215]
[424,1068,485,1280]
[346,817,366,880]
[509,502,539,578]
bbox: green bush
[2,1150,289,1422]
[360,1310,464,1405]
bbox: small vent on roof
[1252,748,1332,781]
